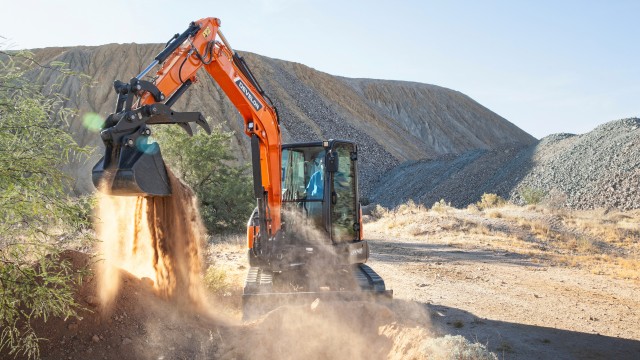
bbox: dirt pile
[30,251,222,360]
[373,117,640,211]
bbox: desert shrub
[431,199,452,213]
[519,187,545,205]
[0,50,91,358]
[420,334,497,360]
[71,194,98,227]
[576,237,596,253]
[466,203,480,213]
[371,204,388,219]
[203,265,232,296]
[476,193,506,210]
[397,199,423,214]
[155,125,254,233]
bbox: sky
[1,0,638,138]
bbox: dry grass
[368,200,640,282]
[431,199,453,213]
[421,335,498,359]
[202,233,247,315]
[476,193,506,210]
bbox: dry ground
[17,202,640,359]
[364,201,640,359]
[199,201,640,359]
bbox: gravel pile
[516,117,640,210]
[373,118,640,211]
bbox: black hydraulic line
[251,134,263,199]
[166,80,193,108]
[232,53,279,122]
[233,53,265,95]
[154,22,200,63]
[165,33,179,48]
[251,134,270,252]
[273,104,280,124]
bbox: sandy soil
[14,206,640,360]
[361,204,640,359]
[21,250,490,360]
[367,231,640,359]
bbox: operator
[306,155,324,199]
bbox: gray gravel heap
[373,118,640,211]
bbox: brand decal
[350,248,364,257]
[202,26,212,38]
[235,79,263,111]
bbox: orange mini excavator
[92,17,391,317]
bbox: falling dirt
[96,169,206,310]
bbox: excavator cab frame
[248,139,368,270]
[281,140,361,245]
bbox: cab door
[327,142,359,243]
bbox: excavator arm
[93,17,281,247]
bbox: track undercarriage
[242,263,392,320]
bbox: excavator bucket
[92,142,171,197]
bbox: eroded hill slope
[30,43,536,195]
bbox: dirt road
[366,229,640,359]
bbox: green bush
[0,50,90,358]
[203,265,231,296]
[154,125,254,234]
[520,187,546,205]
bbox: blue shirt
[306,171,323,199]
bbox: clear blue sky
[2,0,638,138]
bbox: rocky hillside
[29,43,536,195]
[373,118,640,211]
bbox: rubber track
[355,264,387,292]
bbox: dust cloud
[90,172,494,360]
[95,169,206,310]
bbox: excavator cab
[281,140,360,244]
